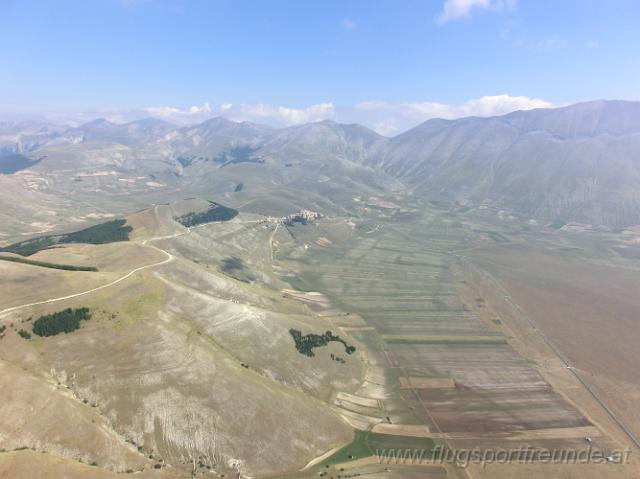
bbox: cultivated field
[275,204,640,478]
[1,198,639,478]
[470,239,640,445]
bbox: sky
[1,0,639,134]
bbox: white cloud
[373,119,400,137]
[221,102,335,126]
[36,101,335,128]
[189,102,212,114]
[354,94,553,135]
[34,95,552,136]
[341,18,357,29]
[139,101,335,127]
[451,94,552,117]
[143,102,212,122]
[437,0,516,24]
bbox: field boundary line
[458,255,640,451]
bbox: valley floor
[1,199,639,478]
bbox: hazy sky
[1,0,639,134]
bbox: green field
[319,430,439,466]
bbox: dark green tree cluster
[0,236,57,257]
[221,256,243,272]
[174,202,239,227]
[176,156,195,167]
[60,219,132,245]
[0,219,132,257]
[0,255,98,271]
[290,329,356,357]
[32,307,92,337]
[0,154,43,174]
[214,145,264,167]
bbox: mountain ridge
[2,100,640,228]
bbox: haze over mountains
[2,100,640,235]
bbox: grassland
[0,206,367,478]
[0,241,166,311]
[317,430,439,465]
[1,199,640,479]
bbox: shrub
[17,329,31,340]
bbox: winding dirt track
[0,231,185,319]
[0,213,268,320]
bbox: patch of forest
[214,145,264,168]
[176,156,195,167]
[0,219,132,257]
[221,256,244,272]
[0,154,44,174]
[174,201,239,227]
[32,307,92,337]
[0,255,98,271]
[290,329,356,357]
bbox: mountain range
[2,99,640,234]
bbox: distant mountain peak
[126,117,175,127]
[83,118,115,126]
